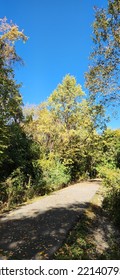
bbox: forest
[0,0,120,229]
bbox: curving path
[0,181,100,259]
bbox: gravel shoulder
[0,181,100,259]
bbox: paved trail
[0,181,100,259]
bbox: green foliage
[0,168,26,208]
[39,155,71,192]
[98,166,120,227]
[24,75,106,182]
[97,128,120,170]
[31,160,46,196]
[6,168,26,206]
[85,0,120,106]
[0,19,24,170]
[0,45,23,168]
[0,18,44,209]
[48,74,85,129]
[47,76,106,180]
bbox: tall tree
[85,0,120,106]
[0,17,27,175]
[24,75,105,180]
[0,17,27,126]
[48,74,85,129]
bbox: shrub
[39,156,71,192]
[6,168,26,206]
[98,166,120,227]
[0,182,7,207]
[31,160,47,196]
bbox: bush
[6,168,26,207]
[39,156,71,192]
[0,167,35,209]
[31,160,47,196]
[0,182,7,207]
[98,166,120,227]
[0,168,27,209]
[0,156,71,210]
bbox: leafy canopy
[85,0,120,106]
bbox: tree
[100,128,120,168]
[24,75,105,180]
[0,42,23,170]
[48,74,85,129]
[0,17,27,124]
[0,17,27,64]
[85,0,120,106]
[0,18,27,171]
[0,19,44,207]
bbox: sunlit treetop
[0,17,28,64]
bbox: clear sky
[1,0,120,128]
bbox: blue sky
[1,0,120,128]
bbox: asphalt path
[0,181,100,259]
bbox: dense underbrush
[0,159,70,211]
[98,167,120,227]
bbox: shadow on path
[0,202,90,260]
